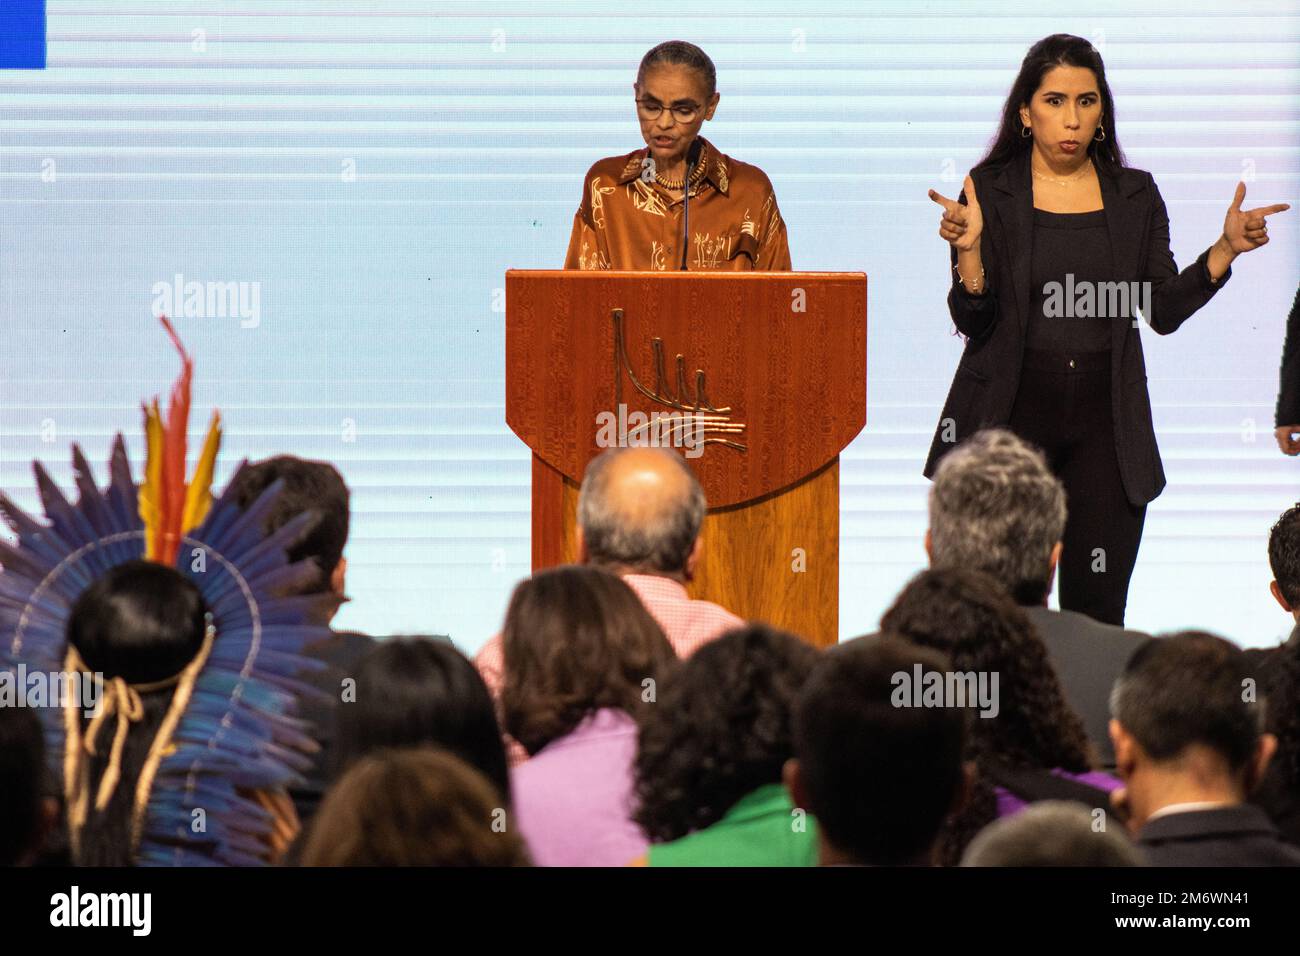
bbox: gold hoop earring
[1094,126,1106,141]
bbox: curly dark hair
[1265,640,1300,793]
[880,567,1093,865]
[632,623,821,844]
[500,565,675,757]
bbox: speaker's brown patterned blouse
[562,137,792,272]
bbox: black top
[1027,208,1113,353]
[1276,282,1300,426]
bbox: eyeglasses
[636,98,701,124]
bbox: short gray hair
[960,801,1142,867]
[577,448,707,574]
[928,429,1067,604]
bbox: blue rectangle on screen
[0,0,46,69]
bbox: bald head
[577,447,707,576]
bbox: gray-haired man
[925,428,1147,768]
[474,447,742,762]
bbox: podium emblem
[610,308,746,452]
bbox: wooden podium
[505,271,866,647]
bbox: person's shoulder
[712,145,776,193]
[687,595,744,630]
[1113,163,1153,183]
[582,149,646,185]
[1102,163,1156,198]
[1030,606,1147,644]
[969,156,1015,190]
[473,631,504,668]
[303,629,375,669]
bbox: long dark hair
[333,636,511,805]
[881,567,1094,865]
[633,624,820,844]
[500,565,675,757]
[976,34,1127,176]
[66,560,208,866]
[300,748,531,867]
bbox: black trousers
[1007,349,1146,626]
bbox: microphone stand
[679,140,703,270]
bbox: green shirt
[647,783,818,867]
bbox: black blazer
[924,149,1233,507]
[1137,804,1300,866]
[1276,282,1300,427]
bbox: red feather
[155,316,193,564]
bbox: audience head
[882,567,1091,771]
[500,565,675,757]
[633,624,820,844]
[1263,637,1300,797]
[928,429,1066,606]
[299,748,530,866]
[787,636,968,866]
[1109,631,1275,828]
[880,567,1093,864]
[0,701,48,866]
[66,560,209,865]
[961,801,1142,867]
[226,455,350,596]
[577,447,707,580]
[334,636,510,803]
[68,560,208,684]
[1268,502,1300,618]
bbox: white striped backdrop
[0,1,1297,651]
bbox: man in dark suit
[1274,283,1300,455]
[227,456,374,825]
[925,428,1145,769]
[1110,632,1300,866]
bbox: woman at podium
[923,34,1289,626]
[564,41,791,272]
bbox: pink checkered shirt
[474,573,743,766]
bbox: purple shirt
[510,708,646,866]
[994,768,1123,818]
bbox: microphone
[680,138,704,270]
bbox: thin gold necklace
[1032,159,1093,187]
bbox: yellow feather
[181,411,222,533]
[139,399,165,561]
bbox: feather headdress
[0,318,335,865]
